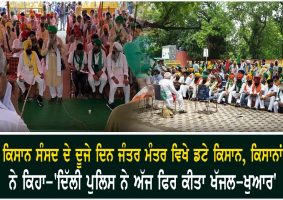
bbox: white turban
[209,74,215,79]
[0,48,7,74]
[164,72,172,79]
[246,60,250,64]
[113,42,123,52]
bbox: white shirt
[68,50,88,71]
[159,78,178,98]
[277,90,283,103]
[106,53,129,87]
[1,82,15,112]
[12,39,22,57]
[87,49,107,75]
[0,108,29,132]
[262,85,279,97]
[0,84,29,132]
[180,76,193,85]
[17,52,43,84]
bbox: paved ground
[132,100,283,132]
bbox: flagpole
[133,2,138,31]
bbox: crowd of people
[151,59,283,113]
[0,2,282,131]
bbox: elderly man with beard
[106,42,129,110]
[87,38,107,98]
[159,72,186,113]
[0,48,29,131]
[17,39,44,107]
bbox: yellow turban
[5,21,13,29]
[5,22,13,28]
[26,23,32,30]
[23,39,32,50]
[207,65,213,70]
[23,39,39,76]
[195,73,201,77]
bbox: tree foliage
[136,2,283,60]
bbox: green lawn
[19,99,121,132]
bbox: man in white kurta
[0,48,29,131]
[179,72,193,98]
[17,39,45,107]
[260,79,278,112]
[217,74,235,104]
[41,26,65,103]
[106,42,130,110]
[159,72,186,113]
[87,38,107,96]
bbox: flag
[98,2,103,20]
[123,36,151,79]
[131,85,154,102]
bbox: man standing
[0,48,29,131]
[41,25,65,103]
[106,42,129,110]
[17,39,45,107]
[159,72,186,113]
[87,38,107,97]
[3,22,16,55]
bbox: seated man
[248,76,262,109]
[228,73,243,105]
[17,39,45,107]
[239,74,253,107]
[87,38,108,97]
[260,78,278,112]
[68,43,88,98]
[0,48,29,131]
[150,69,163,85]
[205,74,218,98]
[189,72,202,99]
[217,73,235,104]
[179,71,193,99]
[106,42,130,110]
[159,72,186,113]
